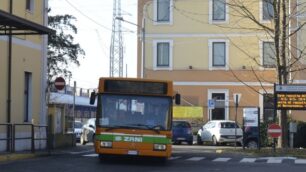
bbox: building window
[26,0,34,12]
[263,93,274,122]
[157,43,170,67]
[213,42,226,67]
[262,0,274,21]
[153,40,173,70]
[213,0,226,21]
[263,42,276,68]
[209,40,229,70]
[24,72,32,122]
[157,0,170,22]
[154,0,172,24]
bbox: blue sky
[49,0,138,89]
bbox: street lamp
[115,16,146,78]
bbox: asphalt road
[1,144,305,172]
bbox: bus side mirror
[175,93,181,105]
[90,91,96,105]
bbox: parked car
[243,126,259,149]
[172,120,193,145]
[197,120,243,146]
[74,121,83,142]
[80,118,96,145]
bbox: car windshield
[74,122,83,129]
[173,121,190,128]
[220,122,239,128]
[97,94,172,130]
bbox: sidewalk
[0,144,94,163]
[217,147,306,159]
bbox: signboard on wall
[173,106,203,119]
[243,108,259,127]
[275,84,306,110]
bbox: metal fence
[0,123,49,153]
[0,123,13,152]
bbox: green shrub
[260,121,274,147]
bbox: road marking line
[186,157,205,161]
[83,154,98,157]
[267,158,282,164]
[240,158,257,163]
[295,159,306,164]
[213,158,231,162]
[69,149,95,155]
[169,156,181,160]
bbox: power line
[64,0,112,31]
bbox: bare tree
[226,0,306,148]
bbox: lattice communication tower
[109,0,123,77]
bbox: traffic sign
[268,124,282,138]
[208,99,215,109]
[54,77,66,90]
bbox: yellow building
[137,0,303,124]
[291,0,306,121]
[0,0,51,152]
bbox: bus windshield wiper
[129,124,160,134]
[105,125,134,132]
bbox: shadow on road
[98,155,170,166]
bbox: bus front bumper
[95,143,172,158]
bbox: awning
[0,9,54,35]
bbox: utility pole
[110,0,124,77]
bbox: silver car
[74,121,83,142]
[197,120,243,146]
[80,118,96,145]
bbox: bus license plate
[128,150,138,155]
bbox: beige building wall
[137,0,288,123]
[0,43,8,124]
[290,0,306,120]
[0,1,47,125]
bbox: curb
[0,152,49,163]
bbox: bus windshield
[98,94,172,131]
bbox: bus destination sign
[275,84,306,110]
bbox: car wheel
[197,135,203,145]
[212,136,218,146]
[246,140,258,149]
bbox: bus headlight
[154,144,166,151]
[100,141,112,148]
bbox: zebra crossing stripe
[83,154,98,157]
[80,154,306,165]
[240,158,257,163]
[169,156,181,160]
[186,157,205,161]
[267,158,282,164]
[69,149,94,155]
[295,159,306,164]
[213,158,231,162]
